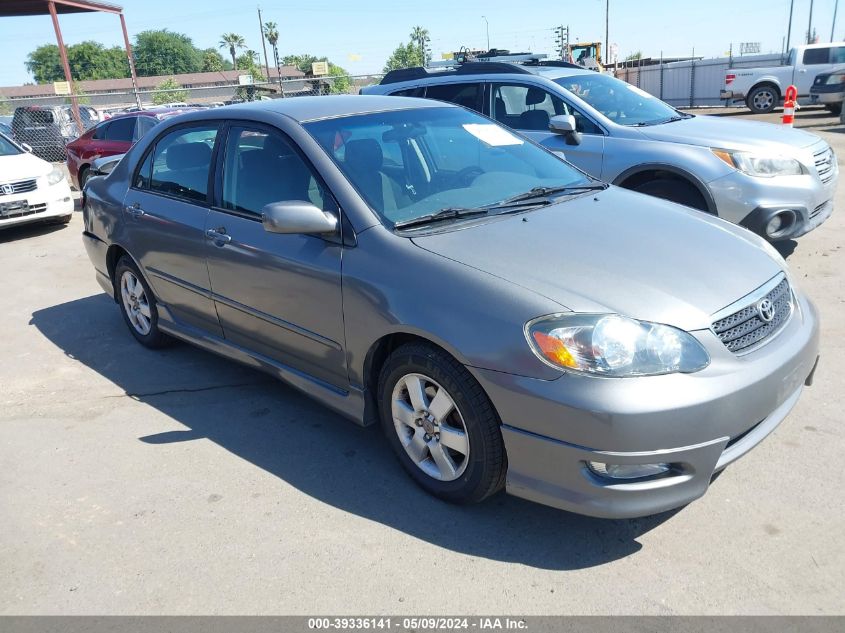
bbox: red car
[65,108,196,189]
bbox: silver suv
[364,61,838,241]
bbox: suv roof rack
[380,61,533,85]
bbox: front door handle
[206,227,232,246]
[125,202,145,218]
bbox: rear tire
[114,256,172,349]
[377,343,506,505]
[746,84,779,114]
[630,177,709,211]
[825,102,842,116]
[78,166,90,189]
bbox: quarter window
[424,83,483,112]
[148,124,218,203]
[221,127,331,215]
[831,47,845,64]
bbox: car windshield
[555,73,683,126]
[0,133,21,156]
[305,107,591,227]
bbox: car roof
[377,62,596,88]
[211,95,449,123]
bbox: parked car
[11,105,81,161]
[0,131,73,230]
[721,42,845,114]
[82,96,820,518]
[809,64,845,115]
[66,108,197,190]
[0,121,11,138]
[364,61,838,242]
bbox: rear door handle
[125,202,145,218]
[206,227,232,245]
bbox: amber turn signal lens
[532,331,578,369]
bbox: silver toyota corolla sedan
[82,96,820,518]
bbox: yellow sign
[311,61,329,76]
[53,81,71,95]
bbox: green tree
[67,41,127,80]
[0,95,11,116]
[282,53,320,74]
[326,63,351,94]
[219,33,245,70]
[25,44,63,83]
[201,48,230,72]
[383,42,424,73]
[281,54,349,94]
[263,21,280,77]
[410,26,431,66]
[624,51,643,61]
[133,29,202,76]
[152,77,189,105]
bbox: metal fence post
[659,51,664,101]
[689,48,696,108]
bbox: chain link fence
[0,75,381,163]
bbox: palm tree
[219,33,245,70]
[410,26,430,66]
[263,21,280,75]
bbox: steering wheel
[455,166,484,187]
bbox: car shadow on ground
[0,220,70,244]
[30,293,680,571]
[775,239,799,259]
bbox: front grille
[712,277,792,354]
[0,202,47,219]
[814,147,835,185]
[0,178,38,195]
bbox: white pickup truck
[721,42,845,114]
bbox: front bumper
[471,292,820,518]
[707,143,838,241]
[0,181,73,230]
[809,86,845,106]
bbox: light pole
[605,0,609,66]
[786,0,794,53]
[482,15,490,50]
[808,0,815,43]
[833,0,839,42]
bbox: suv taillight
[725,73,736,86]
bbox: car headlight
[46,168,66,186]
[711,149,804,177]
[525,313,710,377]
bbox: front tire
[114,256,171,349]
[746,84,779,114]
[78,166,90,190]
[825,102,842,116]
[378,343,506,505]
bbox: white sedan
[0,133,73,230]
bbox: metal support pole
[605,0,609,66]
[833,0,839,42]
[119,13,142,109]
[786,0,794,52]
[258,6,271,81]
[47,0,82,134]
[808,0,815,43]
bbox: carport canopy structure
[0,0,141,129]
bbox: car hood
[0,151,51,182]
[411,187,783,331]
[638,114,822,153]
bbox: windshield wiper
[496,183,608,205]
[393,207,489,230]
[634,114,691,126]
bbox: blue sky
[0,0,841,85]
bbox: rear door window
[105,116,136,142]
[803,47,831,64]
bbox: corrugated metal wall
[616,53,783,107]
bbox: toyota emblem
[757,298,775,323]
[1,184,13,195]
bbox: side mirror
[91,154,124,177]
[21,143,33,153]
[549,115,582,146]
[262,200,338,235]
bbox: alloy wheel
[120,270,152,336]
[391,373,470,481]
